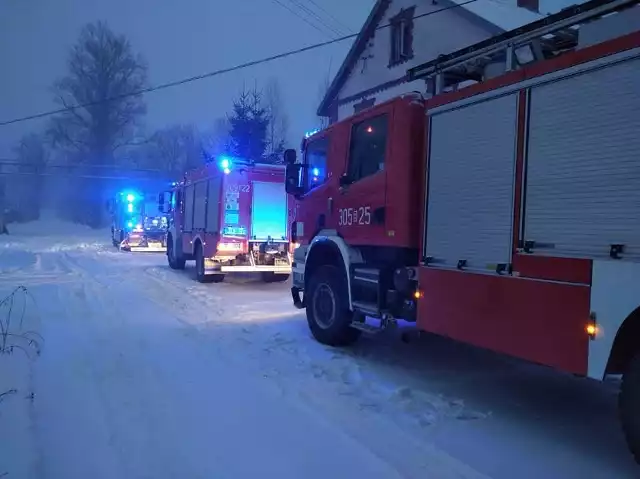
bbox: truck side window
[347,114,388,182]
[305,136,329,192]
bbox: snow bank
[1,213,108,253]
[0,287,42,478]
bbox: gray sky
[0,0,374,157]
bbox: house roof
[317,0,545,116]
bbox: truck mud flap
[291,286,305,309]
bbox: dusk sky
[0,0,375,157]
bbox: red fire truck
[159,158,293,283]
[284,0,640,462]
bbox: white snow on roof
[452,0,545,31]
[454,0,592,31]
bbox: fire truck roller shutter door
[205,176,223,233]
[523,55,640,261]
[184,184,195,232]
[193,181,208,230]
[424,93,518,272]
[252,181,287,241]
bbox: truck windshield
[144,201,163,217]
[304,136,329,193]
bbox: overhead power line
[286,0,348,36]
[0,0,478,128]
[270,0,339,38]
[306,0,353,33]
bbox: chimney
[517,0,539,12]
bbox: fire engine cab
[107,189,169,252]
[284,0,640,462]
[159,157,293,283]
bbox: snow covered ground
[0,218,638,478]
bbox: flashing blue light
[218,156,233,173]
[312,168,319,176]
[304,128,321,139]
[223,167,231,175]
[127,204,134,213]
[126,194,136,202]
[127,221,133,228]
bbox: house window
[347,114,388,183]
[389,7,415,66]
[305,136,329,191]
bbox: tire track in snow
[139,264,492,467]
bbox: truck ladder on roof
[407,0,639,91]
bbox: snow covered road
[0,222,638,478]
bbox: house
[318,0,582,123]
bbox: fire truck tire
[167,238,186,270]
[195,244,210,283]
[306,265,360,347]
[620,353,640,464]
[261,272,290,283]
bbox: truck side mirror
[158,191,172,214]
[285,164,303,197]
[284,148,297,165]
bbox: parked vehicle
[107,190,169,252]
[285,0,640,462]
[159,158,293,283]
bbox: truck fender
[306,230,363,308]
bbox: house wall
[335,0,497,120]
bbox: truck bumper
[129,244,167,252]
[203,258,291,274]
[122,232,167,252]
[218,264,291,274]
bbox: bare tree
[45,22,147,227]
[48,21,148,164]
[10,133,49,221]
[145,124,204,177]
[264,78,289,163]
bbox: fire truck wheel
[620,353,640,464]
[167,238,186,270]
[306,265,360,347]
[195,245,209,283]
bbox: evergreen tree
[228,86,268,163]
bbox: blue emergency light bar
[304,128,321,138]
[219,156,232,175]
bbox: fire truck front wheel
[306,265,360,347]
[620,353,640,464]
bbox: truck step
[352,300,379,316]
[349,321,384,334]
[352,267,380,284]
